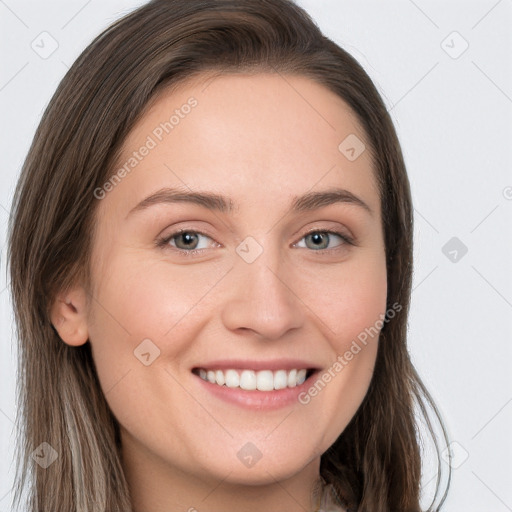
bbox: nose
[220,245,304,341]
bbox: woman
[8,0,450,510]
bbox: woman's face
[81,73,387,495]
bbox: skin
[51,72,387,512]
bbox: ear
[50,286,89,346]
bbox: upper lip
[192,359,321,372]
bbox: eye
[156,229,218,255]
[156,228,354,257]
[294,230,353,252]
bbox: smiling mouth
[192,368,316,391]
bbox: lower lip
[193,371,318,410]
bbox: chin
[197,442,319,486]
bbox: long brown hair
[8,0,451,510]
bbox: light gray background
[1,1,511,510]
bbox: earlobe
[50,287,89,346]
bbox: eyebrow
[126,186,373,218]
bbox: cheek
[293,252,387,443]
[84,255,218,438]
[90,252,214,334]
[297,252,388,344]
[86,253,230,381]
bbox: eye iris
[176,232,198,250]
[307,232,329,250]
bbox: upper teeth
[198,368,308,390]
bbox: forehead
[101,72,379,218]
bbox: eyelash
[156,227,355,257]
